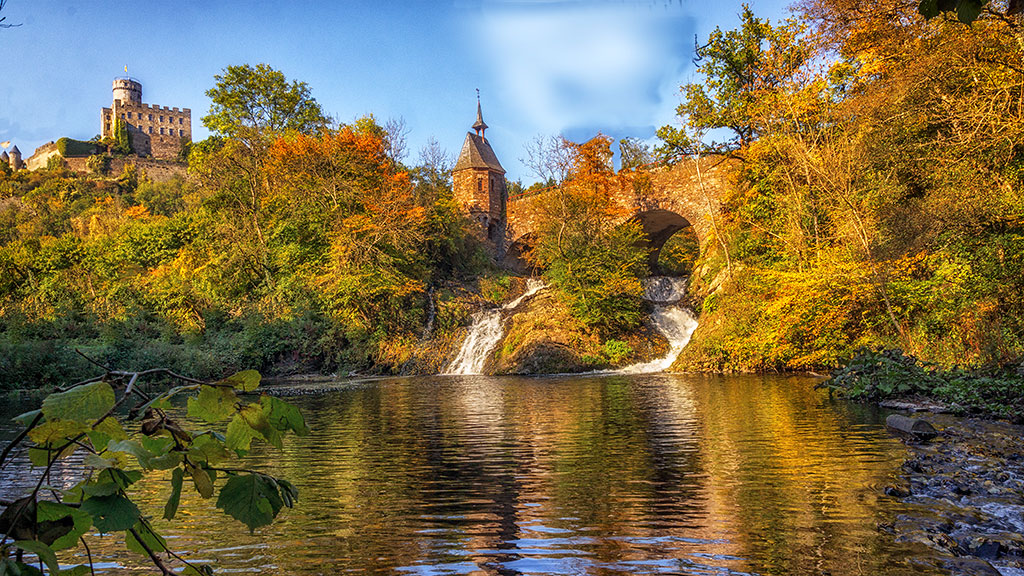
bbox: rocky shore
[881,413,1024,576]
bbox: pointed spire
[472,89,488,138]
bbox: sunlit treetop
[203,63,329,144]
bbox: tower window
[179,118,183,125]
[148,114,153,121]
[477,179,483,191]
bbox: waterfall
[446,279,546,375]
[615,276,699,374]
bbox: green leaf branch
[0,356,307,575]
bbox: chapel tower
[452,96,507,253]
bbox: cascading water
[615,276,699,374]
[446,279,546,375]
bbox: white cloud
[473,2,694,138]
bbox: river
[1,374,959,575]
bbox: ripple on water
[0,374,954,575]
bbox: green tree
[203,63,328,147]
[618,137,653,171]
[195,64,328,287]
[656,5,810,158]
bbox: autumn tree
[194,64,329,287]
[528,135,649,332]
[618,137,653,171]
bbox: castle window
[179,118,183,125]
[477,179,482,191]
[160,128,165,135]
[148,114,153,121]
[159,116,164,122]
[126,112,132,119]
[148,127,153,134]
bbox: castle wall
[25,142,60,171]
[61,156,186,182]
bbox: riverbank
[820,349,1024,424]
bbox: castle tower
[453,96,507,254]
[8,145,23,170]
[112,77,143,104]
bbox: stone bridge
[503,156,734,270]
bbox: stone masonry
[101,77,191,159]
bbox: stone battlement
[109,102,191,114]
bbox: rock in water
[886,413,939,441]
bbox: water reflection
[0,374,946,575]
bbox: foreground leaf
[41,381,115,423]
[164,467,185,520]
[261,395,309,436]
[186,461,214,499]
[187,385,239,423]
[106,439,157,469]
[0,558,43,576]
[12,540,59,575]
[215,474,285,532]
[80,494,140,532]
[225,404,267,453]
[36,501,92,551]
[125,520,168,556]
[27,419,88,447]
[12,409,41,427]
[220,370,261,392]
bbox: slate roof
[454,132,505,173]
[0,151,8,162]
[9,145,20,155]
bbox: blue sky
[0,1,790,183]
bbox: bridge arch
[629,209,697,272]
[504,157,733,270]
[500,232,538,274]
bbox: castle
[100,77,192,158]
[3,75,193,173]
[452,98,507,256]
